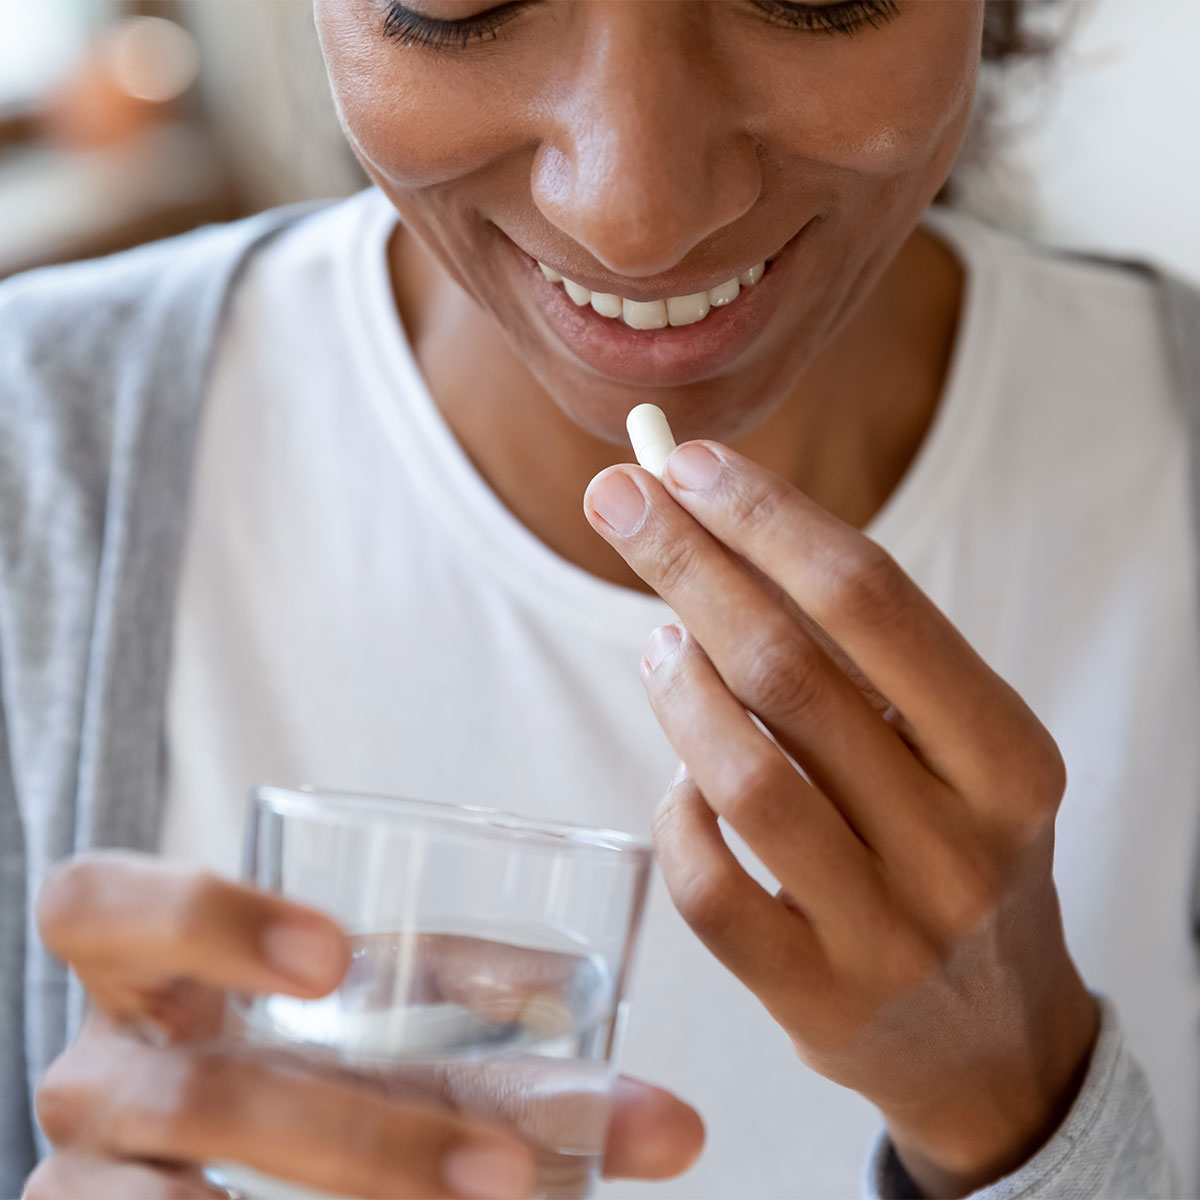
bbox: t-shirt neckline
[335,190,1001,636]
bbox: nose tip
[531,134,761,281]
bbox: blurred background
[0,0,1197,283]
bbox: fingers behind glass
[38,1030,535,1200]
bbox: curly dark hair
[982,0,1063,66]
[938,0,1067,200]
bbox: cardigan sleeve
[0,666,37,1199]
[0,204,322,1197]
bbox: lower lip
[510,227,808,388]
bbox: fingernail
[589,472,647,536]
[671,760,690,787]
[261,922,345,989]
[644,624,683,672]
[444,1143,534,1200]
[667,443,722,492]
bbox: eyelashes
[382,0,900,51]
[755,0,900,35]
[382,1,524,49]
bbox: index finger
[658,440,1042,788]
[38,851,348,1002]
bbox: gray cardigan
[0,205,1197,1200]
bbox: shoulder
[0,198,335,486]
[0,200,340,596]
[930,207,1198,420]
[0,199,334,411]
[930,204,1197,330]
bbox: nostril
[570,220,716,284]
[530,146,761,282]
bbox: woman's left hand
[584,441,1099,1198]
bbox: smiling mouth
[534,257,769,331]
[510,221,812,387]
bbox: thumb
[602,1076,705,1180]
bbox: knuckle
[34,1075,76,1147]
[652,532,701,595]
[34,1082,76,1148]
[36,856,102,944]
[21,1156,56,1200]
[892,926,946,989]
[650,787,686,846]
[117,1048,237,1156]
[927,843,1007,942]
[169,870,227,942]
[726,473,787,538]
[651,792,745,945]
[850,915,941,999]
[991,729,1068,830]
[727,752,789,806]
[35,1047,87,1145]
[721,754,794,831]
[817,543,908,631]
[738,627,828,725]
[670,863,742,943]
[1024,734,1068,811]
[170,1048,241,1133]
[649,635,698,706]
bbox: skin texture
[317,0,971,590]
[584,445,1098,1195]
[32,3,1097,1198]
[310,2,1099,1192]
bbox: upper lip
[515,228,800,302]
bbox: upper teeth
[537,260,766,329]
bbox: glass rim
[252,784,654,860]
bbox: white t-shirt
[163,189,1200,1198]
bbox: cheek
[314,0,528,189]
[752,4,982,181]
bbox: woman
[3,1,1197,1197]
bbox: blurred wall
[182,0,364,209]
[963,0,1200,284]
[1020,0,1200,283]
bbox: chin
[545,368,792,449]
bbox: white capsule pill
[626,404,677,479]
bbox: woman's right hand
[25,852,702,1200]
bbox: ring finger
[641,624,893,955]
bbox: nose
[531,9,761,280]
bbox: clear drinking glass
[210,785,653,1200]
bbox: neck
[389,222,963,594]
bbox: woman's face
[315,0,983,445]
